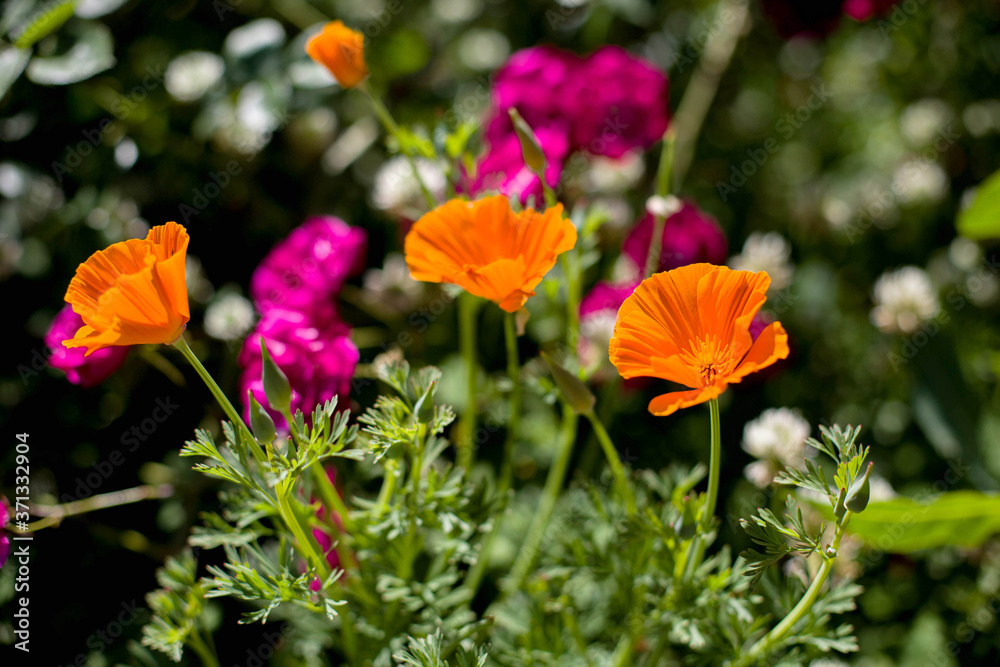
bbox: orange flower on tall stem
[63,221,190,356]
[609,263,789,416]
[404,195,577,312]
[306,21,369,88]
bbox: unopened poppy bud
[833,486,847,520]
[259,337,292,412]
[508,107,546,176]
[248,391,277,444]
[674,496,697,540]
[541,352,595,414]
[846,462,873,513]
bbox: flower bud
[846,462,873,513]
[541,352,596,414]
[259,336,292,412]
[508,107,546,176]
[674,495,697,540]
[248,391,277,445]
[833,486,847,520]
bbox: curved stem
[360,82,437,209]
[672,0,750,191]
[458,292,479,472]
[704,397,722,526]
[276,487,332,582]
[187,628,221,667]
[19,484,173,532]
[498,311,521,496]
[585,409,637,514]
[172,335,266,464]
[505,404,579,592]
[736,512,854,666]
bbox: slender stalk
[139,347,187,386]
[187,628,221,667]
[584,410,636,514]
[374,459,399,519]
[19,484,173,532]
[561,252,581,349]
[457,292,479,472]
[685,397,722,575]
[498,311,521,496]
[644,130,677,278]
[172,335,266,464]
[505,404,579,592]
[276,487,332,581]
[735,512,854,666]
[359,82,437,209]
[672,0,750,191]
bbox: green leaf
[0,46,31,98]
[10,0,75,49]
[957,169,1000,240]
[25,20,115,85]
[843,491,1000,552]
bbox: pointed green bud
[846,462,873,513]
[541,352,595,414]
[833,486,847,520]
[508,107,546,176]
[248,391,277,445]
[259,336,291,412]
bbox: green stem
[505,404,579,592]
[561,252,581,349]
[172,335,266,465]
[360,82,437,209]
[736,512,854,666]
[498,311,521,496]
[686,397,722,575]
[585,410,636,514]
[457,292,479,472]
[374,459,399,518]
[187,628,221,667]
[644,131,677,278]
[139,346,187,386]
[672,0,750,191]
[277,487,332,582]
[20,484,173,532]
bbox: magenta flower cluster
[46,304,129,387]
[473,45,669,202]
[240,216,366,427]
[0,497,11,569]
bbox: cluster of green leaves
[486,430,870,666]
[141,550,216,662]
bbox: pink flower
[578,280,638,371]
[621,202,728,277]
[45,305,129,387]
[0,497,11,569]
[561,46,669,159]
[471,122,570,203]
[238,305,359,428]
[250,216,367,314]
[308,466,345,590]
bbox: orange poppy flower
[63,222,190,356]
[404,195,577,312]
[609,263,789,416]
[306,21,369,89]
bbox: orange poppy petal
[726,321,790,383]
[696,266,770,361]
[609,263,716,378]
[63,222,190,355]
[648,384,725,417]
[306,21,368,88]
[404,196,574,311]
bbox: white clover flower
[870,266,940,334]
[741,408,811,488]
[900,98,952,147]
[891,158,948,205]
[371,156,446,217]
[363,253,424,312]
[204,293,256,341]
[578,151,645,193]
[578,310,619,370]
[165,52,225,103]
[729,232,794,291]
